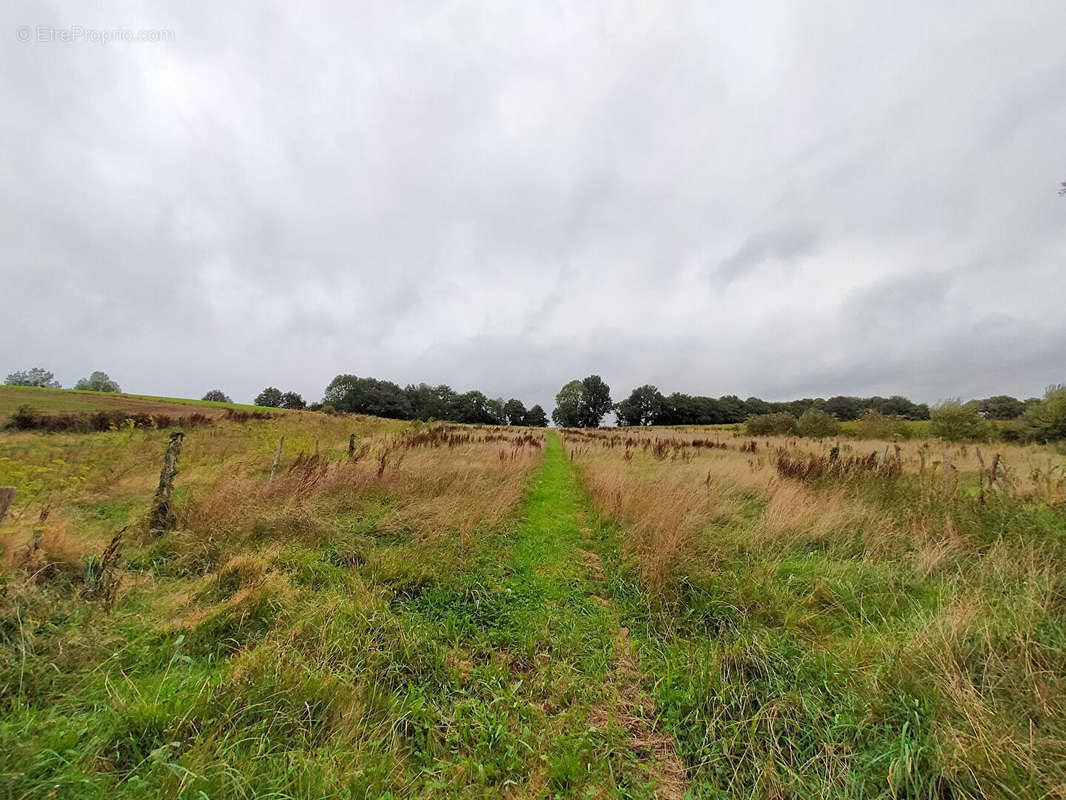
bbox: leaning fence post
[0,486,15,527]
[348,434,356,459]
[270,435,284,480]
[149,432,184,533]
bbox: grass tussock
[561,425,1066,798]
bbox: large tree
[551,380,584,427]
[280,391,306,410]
[74,371,120,393]
[404,383,458,420]
[255,386,283,407]
[503,398,528,426]
[5,367,61,388]
[615,384,663,426]
[323,375,411,419]
[454,390,497,424]
[202,389,232,403]
[524,404,549,427]
[578,375,612,427]
[979,395,1026,420]
[552,376,613,427]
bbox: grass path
[459,430,686,798]
[0,431,692,799]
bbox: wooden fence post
[348,434,356,459]
[942,454,952,500]
[149,432,184,533]
[270,435,284,480]
[0,486,15,527]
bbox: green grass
[0,385,275,417]
[4,414,1063,798]
[0,432,672,798]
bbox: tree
[485,398,507,425]
[578,375,612,427]
[202,389,232,403]
[255,387,283,407]
[74,371,120,393]
[930,399,987,442]
[280,391,306,410]
[525,404,549,427]
[503,398,528,426]
[796,408,840,437]
[717,395,748,424]
[824,396,864,421]
[979,395,1025,420]
[454,391,496,424]
[405,383,458,420]
[615,385,663,426]
[5,367,61,388]
[323,375,411,419]
[744,397,772,416]
[552,380,584,427]
[1021,385,1066,442]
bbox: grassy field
[1,408,1065,798]
[0,385,271,418]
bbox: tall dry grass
[561,426,1066,797]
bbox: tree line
[551,376,1047,428]
[316,375,548,426]
[5,368,120,393]
[6,364,1054,438]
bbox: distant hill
[0,385,275,419]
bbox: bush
[796,408,840,438]
[202,390,232,403]
[745,412,797,436]
[854,410,912,441]
[930,399,988,442]
[1021,385,1066,443]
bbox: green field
[0,385,275,417]
[1,406,1064,798]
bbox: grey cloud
[712,226,820,286]
[1,0,1064,408]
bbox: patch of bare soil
[578,548,604,581]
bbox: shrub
[7,403,37,430]
[854,410,912,440]
[1021,385,1066,443]
[745,412,797,436]
[795,408,840,438]
[202,389,232,403]
[930,398,988,442]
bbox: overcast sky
[2,1,1064,411]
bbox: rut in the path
[579,544,689,800]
